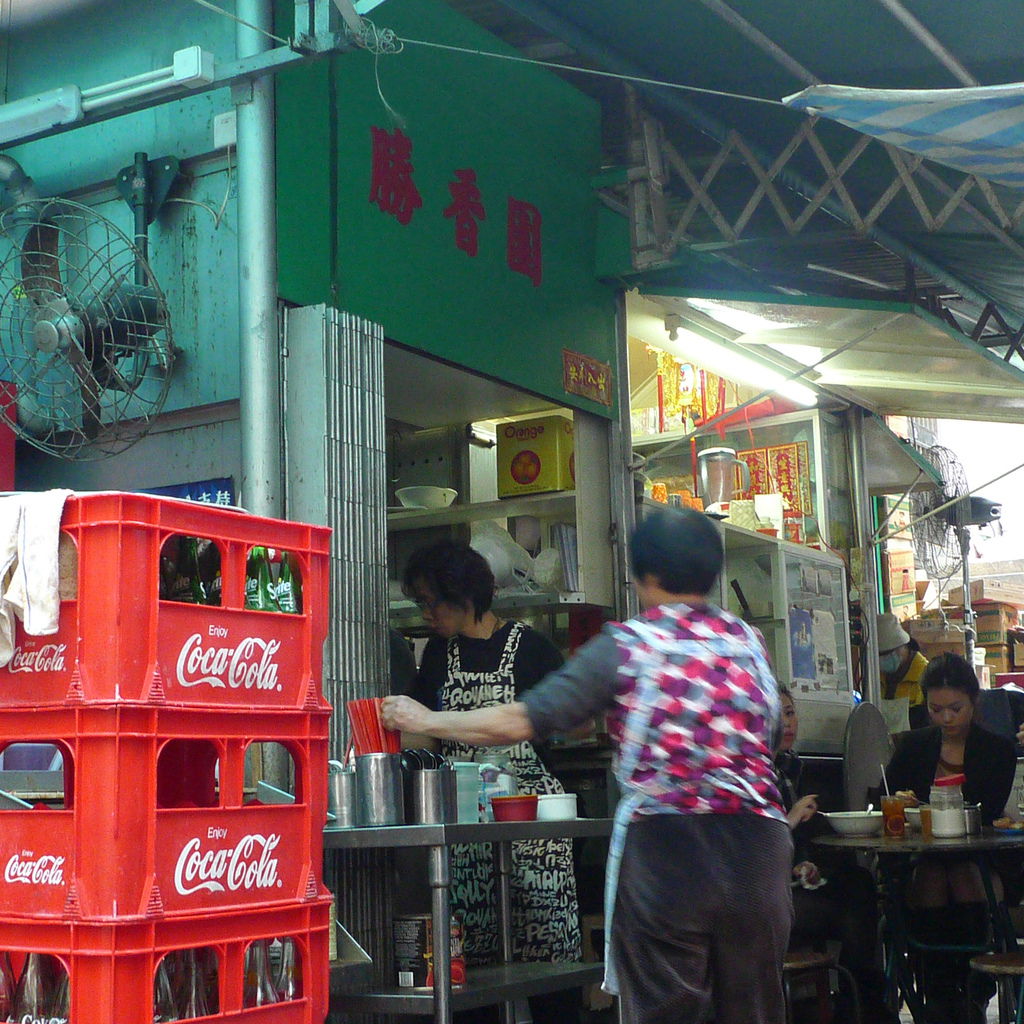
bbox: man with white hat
[877,612,927,718]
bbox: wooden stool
[970,952,1024,1024]
[783,950,862,1024]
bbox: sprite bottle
[245,546,280,612]
[275,551,302,614]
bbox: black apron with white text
[440,621,582,965]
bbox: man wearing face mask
[877,612,927,727]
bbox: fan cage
[907,443,969,582]
[0,198,174,460]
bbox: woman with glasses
[401,538,581,1024]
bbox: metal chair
[783,949,862,1024]
[970,952,1024,1024]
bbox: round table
[814,829,1024,1023]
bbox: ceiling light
[0,86,83,146]
[658,320,817,407]
[687,297,815,334]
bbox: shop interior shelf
[386,492,576,531]
[328,960,603,1015]
[390,590,590,628]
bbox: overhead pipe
[496,0,1006,316]
[236,0,283,519]
[0,154,40,207]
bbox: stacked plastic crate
[0,492,333,1022]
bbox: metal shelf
[329,961,603,1015]
[390,591,593,629]
[324,817,614,850]
[387,492,576,531]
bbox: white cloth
[0,489,72,666]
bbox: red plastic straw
[347,699,399,755]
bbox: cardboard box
[1013,638,1024,670]
[976,604,1020,645]
[986,644,1013,676]
[496,414,575,497]
[905,619,966,644]
[949,579,1024,608]
[885,549,916,598]
[917,640,969,662]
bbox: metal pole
[612,291,638,620]
[849,408,880,705]
[428,844,453,1024]
[960,527,976,668]
[497,840,515,1024]
[236,0,282,519]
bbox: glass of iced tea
[882,794,906,838]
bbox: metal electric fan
[909,442,1001,663]
[909,443,971,585]
[0,197,174,459]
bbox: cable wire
[187,0,291,47]
[393,33,790,109]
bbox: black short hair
[920,651,980,703]
[402,539,494,620]
[630,508,723,596]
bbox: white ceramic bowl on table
[905,806,921,830]
[395,486,458,509]
[536,793,578,820]
[823,811,883,837]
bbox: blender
[697,447,751,515]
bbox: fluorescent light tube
[0,86,83,146]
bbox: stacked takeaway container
[0,493,332,1023]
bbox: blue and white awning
[783,82,1024,188]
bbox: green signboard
[277,0,616,415]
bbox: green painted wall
[277,0,616,416]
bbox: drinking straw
[880,763,890,796]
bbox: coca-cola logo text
[7,643,67,674]
[175,632,282,692]
[4,852,65,886]
[13,1016,67,1024]
[173,833,282,896]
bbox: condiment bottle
[930,773,967,838]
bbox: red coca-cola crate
[0,492,331,711]
[0,704,329,921]
[0,898,331,1023]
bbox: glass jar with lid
[930,773,967,838]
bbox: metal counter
[325,817,613,1024]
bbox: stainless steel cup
[355,753,404,827]
[328,765,356,828]
[964,803,982,836]
[406,766,458,824]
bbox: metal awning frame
[619,95,1024,361]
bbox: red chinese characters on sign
[443,169,486,257]
[369,126,423,225]
[369,127,546,284]
[562,349,612,407]
[507,198,542,286]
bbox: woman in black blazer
[886,651,1016,1024]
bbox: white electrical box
[213,110,237,149]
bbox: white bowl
[395,486,458,509]
[905,805,921,829]
[823,811,883,837]
[536,793,578,821]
